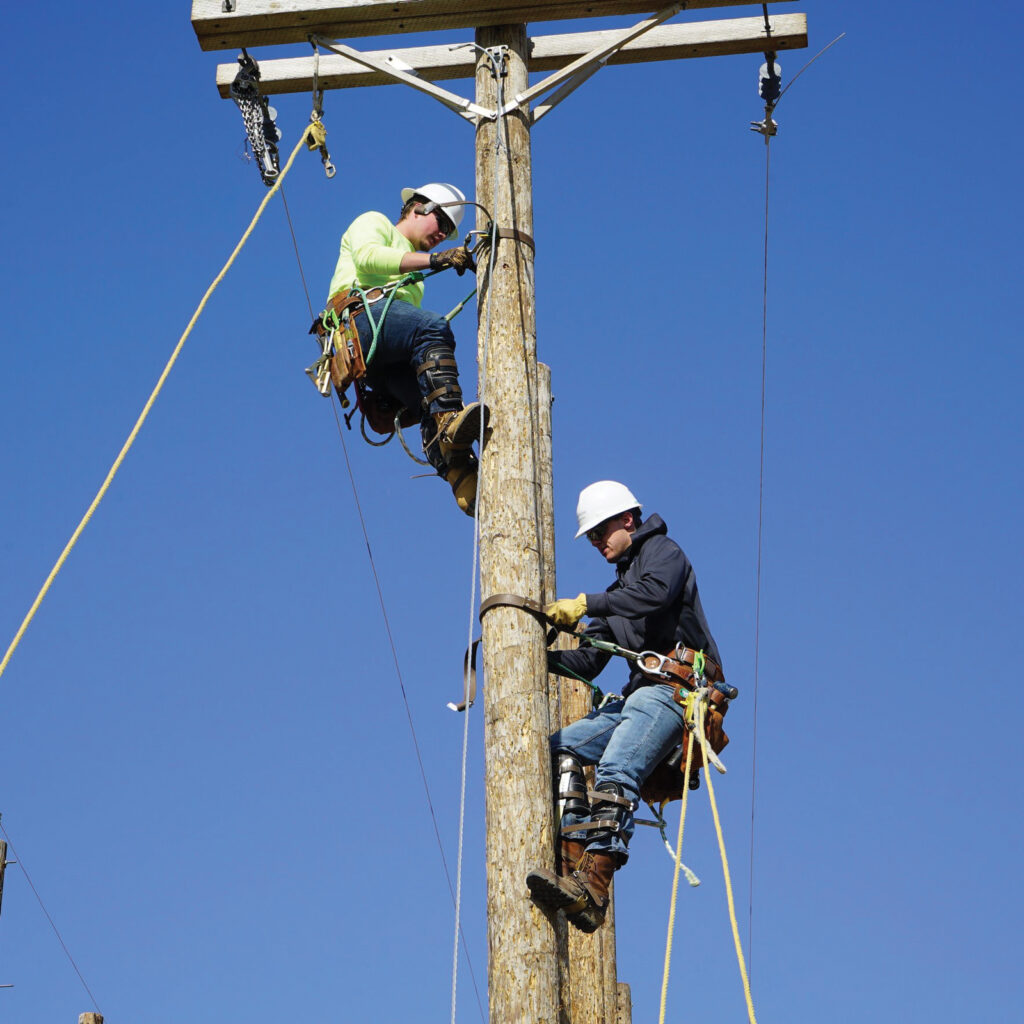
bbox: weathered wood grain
[193,0,798,51]
[475,24,560,1024]
[213,14,807,97]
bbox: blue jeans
[552,683,685,862]
[352,299,458,418]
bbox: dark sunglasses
[435,209,455,237]
[585,516,621,543]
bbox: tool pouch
[357,380,419,435]
[308,292,368,402]
[328,294,367,396]
[639,692,729,805]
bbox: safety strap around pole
[492,227,535,252]
[447,594,552,712]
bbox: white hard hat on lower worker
[401,182,466,239]
[575,481,642,539]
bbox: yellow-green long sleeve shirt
[327,211,425,307]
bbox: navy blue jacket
[549,514,722,697]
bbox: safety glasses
[435,209,455,238]
[585,516,621,544]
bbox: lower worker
[326,182,489,516]
[526,481,728,933]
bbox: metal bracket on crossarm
[311,3,682,128]
[310,34,496,124]
[498,1,685,125]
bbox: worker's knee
[411,309,456,354]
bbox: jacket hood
[615,513,667,565]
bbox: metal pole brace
[311,35,496,124]
[484,45,509,79]
[497,1,684,123]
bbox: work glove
[545,593,588,629]
[430,246,476,276]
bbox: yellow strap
[0,126,314,686]
[700,700,759,1023]
[658,694,696,1024]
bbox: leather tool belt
[674,645,724,684]
[309,291,375,398]
[319,291,418,435]
[638,645,725,700]
[639,654,731,806]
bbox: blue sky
[2,2,1022,1022]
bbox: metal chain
[230,52,281,185]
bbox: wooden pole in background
[0,840,7,919]
[617,982,633,1023]
[475,23,559,1024]
[538,367,624,1022]
[558,655,622,1022]
[78,1014,104,1024]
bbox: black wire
[0,818,102,1012]
[748,107,772,985]
[777,32,846,105]
[279,185,314,318]
[277,191,487,1024]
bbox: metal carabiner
[637,651,680,684]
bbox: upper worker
[526,480,729,933]
[326,182,489,516]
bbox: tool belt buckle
[638,650,686,685]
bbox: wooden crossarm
[213,14,808,97]
[193,0,800,51]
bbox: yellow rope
[700,700,759,1023]
[0,126,316,685]
[658,696,696,1024]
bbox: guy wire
[0,817,102,1013]
[749,102,772,979]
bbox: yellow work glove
[545,593,588,629]
[430,246,476,276]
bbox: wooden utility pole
[78,1014,103,1024]
[473,25,561,1023]
[192,5,809,1020]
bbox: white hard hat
[400,182,467,239]
[574,481,642,539]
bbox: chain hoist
[230,50,282,185]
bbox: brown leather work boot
[444,461,478,518]
[559,838,585,877]
[526,849,618,933]
[433,401,490,456]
